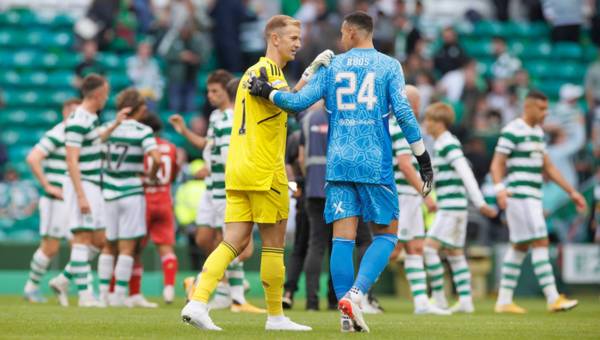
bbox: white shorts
[105,195,147,241]
[397,194,425,242]
[39,196,69,239]
[427,209,468,248]
[506,197,547,244]
[195,190,226,228]
[64,180,105,232]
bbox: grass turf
[1,295,599,339]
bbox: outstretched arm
[543,153,587,212]
[248,67,327,113]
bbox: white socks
[26,248,51,292]
[424,246,445,302]
[227,261,246,304]
[447,255,472,304]
[114,255,134,296]
[532,247,559,304]
[69,244,90,295]
[404,254,428,309]
[497,248,526,305]
[98,254,114,295]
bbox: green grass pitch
[1,296,599,339]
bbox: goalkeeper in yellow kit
[181,15,334,331]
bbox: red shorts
[144,200,175,246]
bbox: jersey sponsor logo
[338,118,376,127]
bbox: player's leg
[438,211,472,314]
[24,237,60,303]
[446,247,473,313]
[303,198,330,311]
[98,200,118,305]
[495,198,530,313]
[112,195,147,306]
[424,211,449,309]
[229,236,265,313]
[531,237,578,311]
[98,241,117,305]
[255,180,310,331]
[182,189,252,330]
[158,243,178,304]
[25,197,59,302]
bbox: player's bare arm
[490,152,509,210]
[99,107,131,141]
[542,153,587,212]
[66,145,89,214]
[27,147,63,200]
[168,114,208,149]
[147,149,161,182]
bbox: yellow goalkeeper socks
[191,241,238,303]
[261,247,285,316]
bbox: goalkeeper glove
[301,49,334,82]
[248,67,274,100]
[415,150,433,197]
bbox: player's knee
[406,240,424,255]
[513,243,530,252]
[40,239,60,257]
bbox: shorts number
[105,143,129,170]
[335,72,377,111]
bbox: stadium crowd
[1,0,600,313]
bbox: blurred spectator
[490,36,521,80]
[433,26,467,76]
[0,167,39,220]
[298,101,337,311]
[542,0,583,42]
[210,0,246,72]
[127,40,164,111]
[463,137,492,184]
[585,51,600,116]
[437,59,484,115]
[0,142,7,180]
[393,14,421,62]
[592,0,600,47]
[158,0,212,56]
[414,71,436,115]
[282,130,311,309]
[513,69,532,103]
[83,0,120,50]
[486,79,513,123]
[492,0,510,21]
[546,84,586,186]
[132,0,155,34]
[373,3,395,55]
[74,40,106,89]
[165,22,204,113]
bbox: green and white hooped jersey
[102,119,157,201]
[35,122,67,198]
[64,107,103,185]
[433,131,468,210]
[210,108,233,202]
[390,118,419,196]
[495,118,545,200]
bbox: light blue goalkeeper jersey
[273,48,422,185]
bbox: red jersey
[144,137,178,205]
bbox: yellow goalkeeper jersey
[226,57,289,191]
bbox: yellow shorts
[225,179,289,224]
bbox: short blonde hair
[264,15,301,41]
[424,102,455,128]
